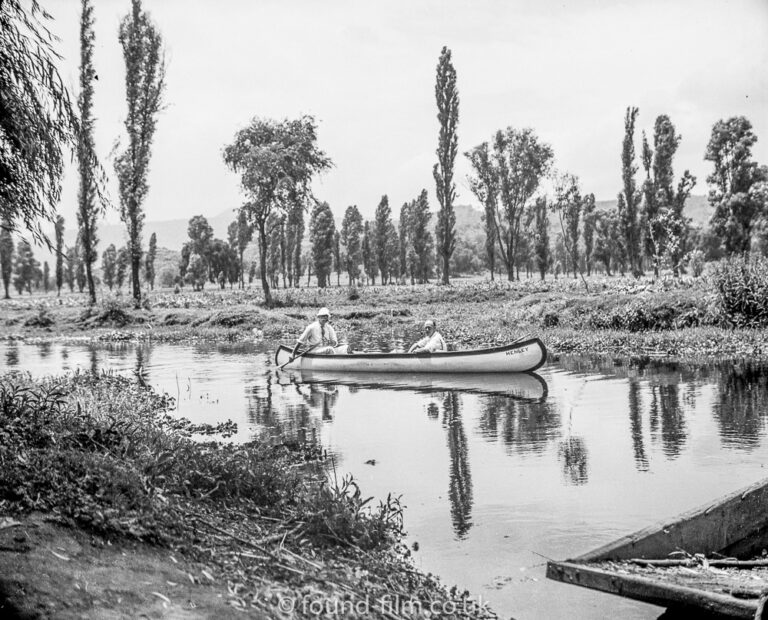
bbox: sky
[46,0,768,231]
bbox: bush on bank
[713,255,768,327]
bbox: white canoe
[292,370,548,401]
[274,337,547,374]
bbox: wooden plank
[546,561,758,618]
[572,478,768,562]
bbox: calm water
[2,340,768,620]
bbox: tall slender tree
[374,196,393,283]
[223,116,330,305]
[65,246,76,291]
[145,231,157,289]
[398,201,413,283]
[102,244,117,290]
[310,202,336,288]
[411,189,434,283]
[362,221,377,285]
[528,197,550,280]
[581,193,597,276]
[227,208,253,288]
[285,199,305,288]
[42,261,50,292]
[76,0,100,305]
[54,215,65,295]
[340,205,363,286]
[466,143,498,280]
[434,46,459,285]
[114,0,166,307]
[619,107,642,276]
[0,221,13,298]
[13,240,39,294]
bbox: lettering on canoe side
[505,346,529,356]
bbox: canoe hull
[274,338,547,373]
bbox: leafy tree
[265,212,284,288]
[284,198,305,288]
[619,107,642,276]
[333,230,341,286]
[552,173,583,281]
[385,220,400,283]
[491,128,552,280]
[13,240,40,294]
[0,222,13,298]
[528,197,550,280]
[581,194,597,276]
[102,244,117,290]
[466,142,498,280]
[398,201,414,283]
[42,261,50,292]
[116,246,130,289]
[223,116,331,305]
[340,205,363,285]
[144,232,157,289]
[434,46,459,284]
[54,216,65,295]
[310,201,336,288]
[593,209,625,276]
[114,0,166,307]
[185,253,206,291]
[705,116,768,254]
[362,221,377,285]
[65,246,76,292]
[75,240,86,293]
[0,1,89,242]
[76,0,101,305]
[207,239,237,286]
[227,208,253,288]
[411,189,434,283]
[374,196,393,283]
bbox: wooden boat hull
[293,370,548,401]
[273,338,547,373]
[546,477,768,617]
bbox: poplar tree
[43,261,50,292]
[374,196,393,283]
[619,107,642,276]
[145,231,157,289]
[227,208,253,288]
[77,0,100,305]
[340,205,363,285]
[102,244,117,290]
[0,222,13,298]
[310,202,335,288]
[13,240,39,294]
[433,46,458,284]
[528,197,550,280]
[466,143,498,280]
[411,189,434,283]
[54,216,65,295]
[285,200,305,288]
[581,194,597,276]
[333,230,341,286]
[114,0,166,307]
[65,246,76,291]
[362,221,377,285]
[398,201,412,283]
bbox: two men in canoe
[291,309,445,359]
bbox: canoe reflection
[288,370,548,402]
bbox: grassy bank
[2,275,767,362]
[0,371,494,618]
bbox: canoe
[291,370,548,401]
[546,477,768,618]
[273,337,547,373]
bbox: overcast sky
[47,0,768,229]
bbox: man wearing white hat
[291,307,349,358]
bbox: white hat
[317,307,330,317]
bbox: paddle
[279,344,319,371]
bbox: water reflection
[649,384,686,458]
[5,342,18,367]
[478,396,560,454]
[714,362,768,448]
[628,379,648,471]
[557,436,589,485]
[441,392,473,538]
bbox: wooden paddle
[279,344,319,370]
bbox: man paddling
[409,319,446,354]
[291,307,349,359]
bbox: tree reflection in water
[557,436,589,485]
[649,383,686,458]
[440,392,473,539]
[478,396,560,454]
[627,379,648,471]
[5,342,18,367]
[714,362,768,449]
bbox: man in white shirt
[291,307,348,358]
[408,319,446,354]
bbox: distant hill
[596,194,709,227]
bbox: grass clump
[713,255,768,327]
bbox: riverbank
[0,371,495,619]
[2,276,766,362]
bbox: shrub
[713,256,768,327]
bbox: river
[2,340,767,619]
